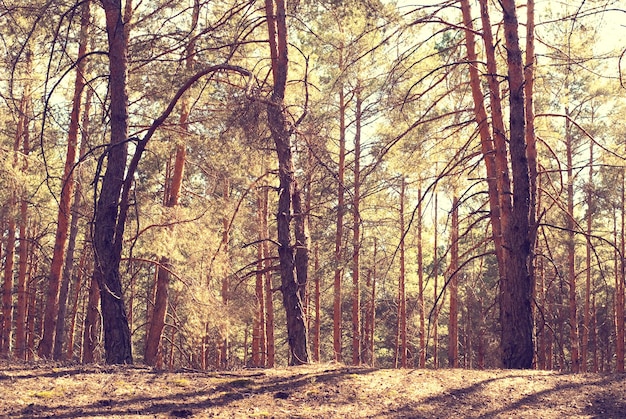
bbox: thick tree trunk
[525,0,538,263]
[500,0,534,369]
[94,0,133,364]
[265,0,309,365]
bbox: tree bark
[313,244,321,362]
[582,140,594,371]
[82,276,101,363]
[352,89,362,366]
[397,177,407,368]
[333,86,347,363]
[617,172,626,372]
[40,0,91,360]
[459,0,505,277]
[565,109,580,372]
[2,201,16,355]
[432,190,439,369]
[14,87,31,359]
[417,186,425,368]
[500,0,534,369]
[262,188,275,367]
[265,0,309,365]
[448,195,459,368]
[94,0,133,364]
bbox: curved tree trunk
[94,0,133,365]
[40,0,91,360]
[144,0,198,368]
[265,0,309,365]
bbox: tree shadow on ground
[4,365,379,418]
[366,372,626,418]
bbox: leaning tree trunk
[144,0,199,367]
[94,0,133,365]
[265,0,309,365]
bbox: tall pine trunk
[39,0,91,360]
[94,0,133,364]
[351,88,362,366]
[14,83,31,359]
[265,0,309,365]
[500,0,534,369]
[333,87,346,363]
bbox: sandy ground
[1,361,625,418]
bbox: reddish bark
[40,0,91,359]
[14,89,31,359]
[459,0,505,275]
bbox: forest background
[1,0,626,374]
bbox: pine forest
[2,0,626,376]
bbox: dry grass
[1,360,625,418]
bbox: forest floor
[0,360,625,418]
